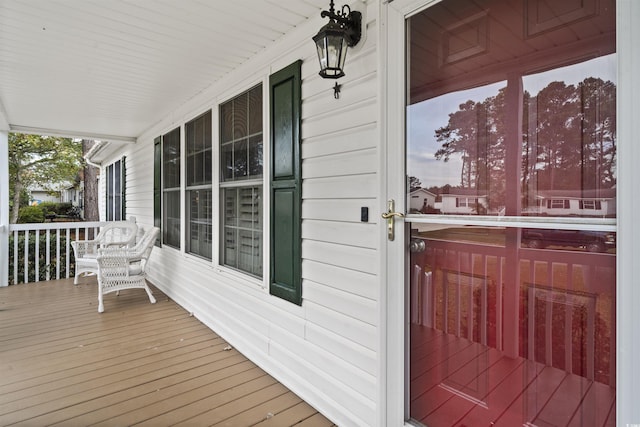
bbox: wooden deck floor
[0,279,335,427]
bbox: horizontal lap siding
[119,3,380,426]
[123,141,154,225]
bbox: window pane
[220,84,262,184]
[163,127,181,190]
[221,101,233,143]
[204,149,212,183]
[233,92,248,140]
[224,226,237,267]
[187,189,212,259]
[238,229,262,276]
[234,138,248,179]
[186,111,212,186]
[249,135,263,178]
[223,188,237,227]
[248,85,262,135]
[163,190,180,249]
[238,187,261,229]
[221,142,234,181]
[221,186,262,277]
[106,164,114,221]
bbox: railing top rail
[9,221,106,232]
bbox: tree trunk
[11,178,22,224]
[82,140,100,221]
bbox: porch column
[0,130,9,287]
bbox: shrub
[18,206,45,223]
[40,202,73,216]
[8,231,74,284]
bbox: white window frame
[185,110,213,260]
[217,82,266,281]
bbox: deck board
[0,279,335,426]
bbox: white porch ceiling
[0,0,326,142]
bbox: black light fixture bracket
[313,0,363,82]
[320,1,362,47]
[333,82,341,99]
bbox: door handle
[382,199,404,241]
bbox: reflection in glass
[409,225,615,426]
[406,0,616,425]
[407,58,617,218]
[234,138,248,179]
[249,135,263,177]
[521,65,617,218]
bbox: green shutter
[153,137,162,246]
[269,60,302,305]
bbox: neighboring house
[525,189,617,218]
[439,189,488,215]
[61,180,84,218]
[28,185,62,206]
[408,188,436,213]
[29,180,84,216]
[1,1,640,426]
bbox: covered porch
[0,278,334,426]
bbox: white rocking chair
[71,220,138,285]
[95,227,159,313]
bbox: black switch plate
[361,207,369,222]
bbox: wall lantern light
[312,0,362,80]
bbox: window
[550,199,569,209]
[455,197,477,208]
[105,157,125,221]
[580,199,602,210]
[186,111,212,259]
[220,85,263,277]
[163,127,181,249]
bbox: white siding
[102,3,382,426]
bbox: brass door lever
[382,199,404,241]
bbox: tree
[9,133,83,223]
[82,139,100,221]
[408,176,422,192]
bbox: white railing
[8,221,105,284]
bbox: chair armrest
[99,247,143,263]
[71,240,101,258]
[102,240,134,249]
